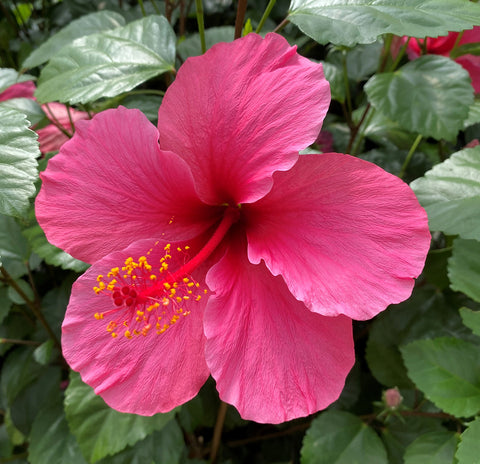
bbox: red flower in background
[406,27,480,93]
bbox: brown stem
[234,0,248,39]
[0,338,40,346]
[273,17,289,33]
[346,103,371,154]
[43,103,73,139]
[0,265,62,352]
[210,401,228,463]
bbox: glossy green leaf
[0,287,12,324]
[0,347,41,405]
[301,410,388,464]
[0,69,35,93]
[65,372,176,463]
[366,288,476,388]
[29,401,87,464]
[448,239,480,302]
[0,214,30,278]
[463,99,480,128]
[401,337,480,417]
[365,56,473,140]
[288,0,480,46]
[460,307,480,338]
[404,431,459,464]
[23,10,125,69]
[0,99,44,126]
[23,221,88,272]
[411,146,480,240]
[96,420,184,464]
[36,15,176,104]
[7,278,34,305]
[456,417,480,464]
[381,416,445,464]
[321,61,346,103]
[0,107,39,218]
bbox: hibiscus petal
[62,238,210,414]
[245,153,431,320]
[36,106,218,263]
[158,33,330,205]
[204,237,354,424]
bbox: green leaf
[381,416,445,464]
[460,307,480,337]
[29,401,87,464]
[448,238,480,302]
[366,288,476,388]
[401,337,480,417]
[288,0,480,47]
[96,420,184,464]
[410,145,480,240]
[22,10,126,69]
[7,278,34,305]
[301,410,388,464]
[0,99,45,126]
[321,61,346,103]
[177,26,234,60]
[403,431,459,464]
[365,56,473,141]
[23,220,88,272]
[0,107,39,218]
[464,99,480,129]
[0,347,41,405]
[0,69,35,93]
[65,372,176,463]
[451,42,480,59]
[456,417,480,464]
[0,214,30,278]
[0,286,13,324]
[33,340,55,365]
[36,15,176,104]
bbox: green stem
[389,37,410,72]
[43,103,73,139]
[138,0,147,16]
[149,0,161,14]
[256,0,276,34]
[399,134,422,179]
[234,0,248,39]
[0,265,62,352]
[195,0,206,53]
[342,51,353,123]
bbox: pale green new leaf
[456,417,480,464]
[401,337,480,418]
[410,145,480,240]
[23,10,126,69]
[65,372,176,463]
[0,107,39,218]
[301,410,388,464]
[364,56,473,141]
[448,239,480,302]
[288,0,480,46]
[36,15,176,104]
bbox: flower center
[93,206,240,339]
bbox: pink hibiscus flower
[0,81,89,153]
[36,33,430,424]
[406,27,480,93]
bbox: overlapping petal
[245,153,431,320]
[158,33,330,205]
[62,238,210,414]
[204,235,354,423]
[36,107,219,263]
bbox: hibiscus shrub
[1,1,480,463]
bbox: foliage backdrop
[1,0,480,463]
